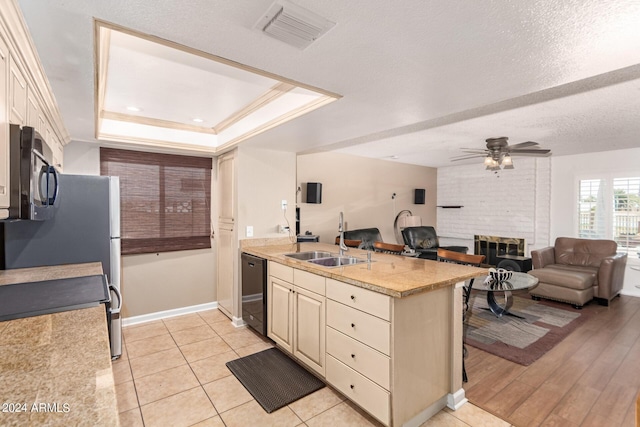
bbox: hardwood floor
[464,292,640,426]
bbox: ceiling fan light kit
[453,136,551,172]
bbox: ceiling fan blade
[509,148,551,154]
[459,150,487,156]
[459,147,488,152]
[451,154,486,161]
[508,141,539,149]
[510,151,552,157]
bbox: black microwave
[6,125,59,221]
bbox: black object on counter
[0,274,109,321]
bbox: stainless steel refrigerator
[0,174,122,359]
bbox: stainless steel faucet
[338,211,348,256]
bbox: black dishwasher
[241,253,267,336]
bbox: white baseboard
[447,388,468,410]
[232,316,246,327]
[122,301,218,327]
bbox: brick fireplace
[474,235,526,266]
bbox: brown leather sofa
[528,237,627,308]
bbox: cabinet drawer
[326,300,390,356]
[293,269,325,295]
[326,278,390,321]
[326,327,390,390]
[269,262,293,283]
[326,355,390,426]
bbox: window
[100,148,212,255]
[578,176,640,260]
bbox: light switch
[246,226,254,237]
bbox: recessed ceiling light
[192,118,204,123]
[126,106,141,112]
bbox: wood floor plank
[576,343,630,391]
[584,381,637,426]
[465,295,640,426]
[550,384,600,425]
[508,382,565,425]
[481,380,535,419]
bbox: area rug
[226,348,325,413]
[465,291,593,366]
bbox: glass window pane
[578,179,607,239]
[613,177,640,258]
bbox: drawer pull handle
[350,295,355,300]
[350,384,355,389]
[351,353,355,358]
[351,323,355,328]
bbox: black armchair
[401,226,468,260]
[336,228,383,251]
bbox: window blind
[100,148,212,255]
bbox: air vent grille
[256,1,335,49]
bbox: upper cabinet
[8,53,26,125]
[0,1,70,213]
[0,33,9,210]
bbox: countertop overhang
[242,242,488,298]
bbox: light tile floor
[113,309,513,427]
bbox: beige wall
[237,146,297,240]
[121,249,215,317]
[297,152,437,244]
[63,141,217,317]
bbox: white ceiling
[16,0,640,167]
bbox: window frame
[576,171,640,265]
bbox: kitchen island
[0,263,119,427]
[241,242,486,427]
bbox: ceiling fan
[451,137,551,171]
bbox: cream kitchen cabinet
[267,262,326,376]
[26,85,38,129]
[268,275,294,353]
[0,2,68,209]
[325,278,392,425]
[8,53,26,126]
[0,32,9,211]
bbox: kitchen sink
[307,256,368,267]
[284,251,333,260]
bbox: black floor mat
[226,347,325,413]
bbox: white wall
[437,157,551,254]
[63,141,217,317]
[551,148,640,297]
[297,152,437,244]
[437,149,639,297]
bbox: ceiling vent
[255,1,335,49]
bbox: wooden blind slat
[100,147,212,255]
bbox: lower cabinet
[267,263,326,376]
[326,355,390,424]
[267,261,455,427]
[293,286,325,375]
[268,276,294,353]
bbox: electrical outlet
[279,224,290,233]
[281,199,287,210]
[246,226,253,237]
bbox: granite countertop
[0,263,119,426]
[241,242,488,298]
